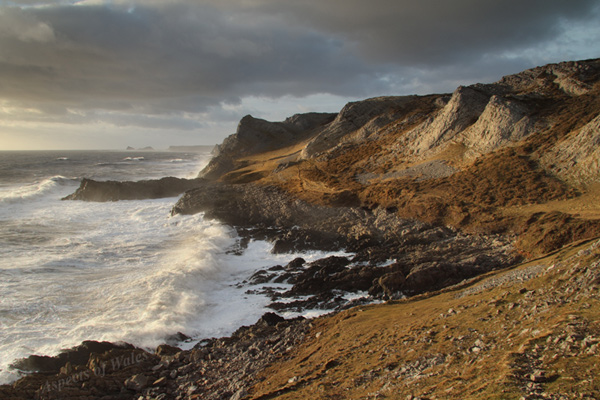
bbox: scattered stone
[156,344,181,357]
[125,374,149,392]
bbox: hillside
[248,238,600,399]
[201,58,600,257]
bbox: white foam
[177,240,352,342]
[0,197,235,383]
[0,176,78,204]
[0,149,352,384]
[0,186,351,385]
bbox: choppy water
[0,150,344,384]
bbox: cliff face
[195,58,600,255]
[200,112,335,180]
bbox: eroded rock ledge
[172,180,520,302]
[64,176,521,300]
[62,177,205,202]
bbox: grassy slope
[248,238,600,399]
[210,73,600,399]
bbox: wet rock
[165,332,191,346]
[286,258,306,271]
[378,272,406,299]
[10,340,134,373]
[257,312,286,327]
[156,344,181,357]
[249,269,275,284]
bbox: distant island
[126,146,154,151]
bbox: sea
[0,149,345,384]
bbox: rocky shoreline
[59,177,522,305]
[2,313,311,400]
[4,58,600,399]
[1,176,522,400]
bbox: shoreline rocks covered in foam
[2,314,309,400]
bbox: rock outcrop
[300,96,417,158]
[400,86,490,156]
[200,113,335,180]
[10,341,135,374]
[542,113,600,184]
[62,177,205,202]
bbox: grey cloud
[0,0,598,136]
[0,3,371,111]
[226,0,600,65]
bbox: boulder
[124,374,149,391]
[378,272,406,299]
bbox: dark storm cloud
[239,0,600,65]
[0,0,598,130]
[0,2,371,117]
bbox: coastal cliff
[191,58,600,256]
[6,58,600,399]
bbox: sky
[0,0,599,150]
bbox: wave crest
[0,176,78,203]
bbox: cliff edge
[193,58,600,256]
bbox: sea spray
[0,150,349,385]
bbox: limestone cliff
[193,58,600,255]
[201,58,600,185]
[200,112,335,180]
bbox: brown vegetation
[248,238,600,399]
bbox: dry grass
[500,182,600,221]
[247,239,600,399]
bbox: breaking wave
[0,176,78,204]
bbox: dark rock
[257,312,286,327]
[378,272,406,299]
[124,374,149,391]
[249,269,276,284]
[156,344,181,357]
[171,182,401,252]
[63,177,205,202]
[273,272,295,284]
[285,258,306,271]
[10,340,134,373]
[165,332,191,346]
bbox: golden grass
[248,239,600,399]
[500,182,600,221]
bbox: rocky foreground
[2,239,599,399]
[3,58,600,399]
